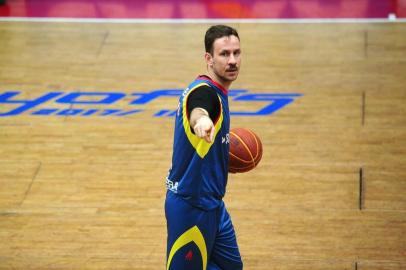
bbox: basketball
[229,128,263,173]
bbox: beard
[214,67,239,83]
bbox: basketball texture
[228,128,263,173]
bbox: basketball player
[165,25,243,270]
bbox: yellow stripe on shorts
[166,225,207,270]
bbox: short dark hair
[205,25,239,54]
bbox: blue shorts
[165,191,243,270]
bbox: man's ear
[205,52,213,67]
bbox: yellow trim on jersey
[166,225,207,270]
[182,83,223,158]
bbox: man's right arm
[190,107,215,143]
[187,86,221,143]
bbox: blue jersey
[166,76,230,210]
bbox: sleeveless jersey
[166,76,230,210]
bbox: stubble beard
[213,67,239,85]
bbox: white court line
[0,17,406,23]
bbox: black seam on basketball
[246,129,260,162]
[229,163,256,171]
[253,134,262,164]
[229,151,254,164]
[230,131,255,164]
[230,163,255,169]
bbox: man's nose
[228,54,237,65]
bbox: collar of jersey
[196,75,228,95]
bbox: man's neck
[207,71,231,90]
[199,73,229,95]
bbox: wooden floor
[0,22,405,269]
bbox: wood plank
[0,162,40,209]
[0,21,405,269]
[364,168,406,210]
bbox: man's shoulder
[185,78,215,96]
[188,76,213,89]
[188,84,217,99]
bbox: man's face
[207,35,241,84]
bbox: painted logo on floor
[0,90,302,117]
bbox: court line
[19,161,42,207]
[359,167,364,211]
[1,17,406,23]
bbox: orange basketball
[228,128,263,173]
